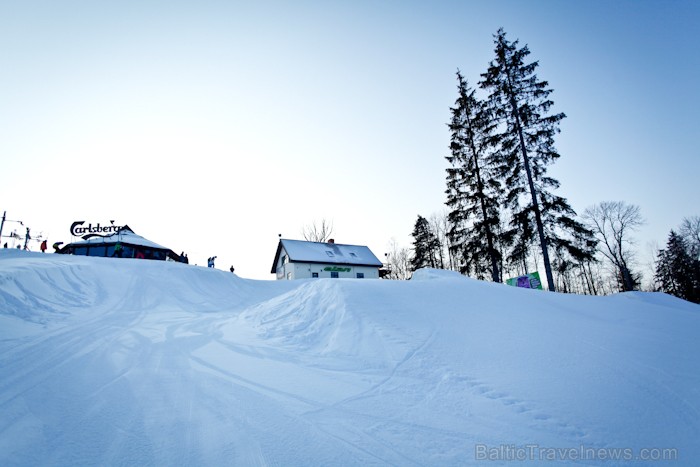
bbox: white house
[271,238,383,280]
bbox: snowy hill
[1,250,698,466]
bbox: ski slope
[1,250,698,465]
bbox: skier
[40,240,47,253]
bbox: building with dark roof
[57,225,180,261]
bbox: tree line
[389,29,699,304]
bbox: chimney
[328,238,335,244]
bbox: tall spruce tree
[479,28,595,291]
[445,71,503,282]
[410,215,440,272]
[656,230,700,303]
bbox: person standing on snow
[40,240,47,253]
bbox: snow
[275,239,383,268]
[1,250,698,466]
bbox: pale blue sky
[1,1,698,280]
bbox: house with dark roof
[57,225,180,261]
[271,238,383,280]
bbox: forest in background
[383,29,699,303]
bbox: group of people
[207,256,236,273]
[2,238,53,252]
[1,240,46,251]
[3,240,235,273]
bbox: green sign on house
[323,266,351,272]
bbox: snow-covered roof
[271,239,383,273]
[64,226,172,251]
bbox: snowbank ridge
[1,250,698,466]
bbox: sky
[1,0,698,280]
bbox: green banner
[323,266,351,272]
[506,271,543,290]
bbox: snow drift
[0,250,698,465]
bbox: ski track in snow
[0,250,699,466]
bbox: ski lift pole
[0,211,24,245]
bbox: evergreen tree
[479,28,595,291]
[445,71,503,281]
[655,231,700,303]
[410,215,440,272]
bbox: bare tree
[583,201,644,292]
[643,240,661,291]
[385,238,412,280]
[679,215,700,260]
[429,211,451,270]
[301,219,334,243]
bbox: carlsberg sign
[70,221,124,240]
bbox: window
[87,246,106,257]
[356,273,364,279]
[330,271,339,278]
[73,246,88,256]
[312,272,319,278]
[121,246,134,258]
